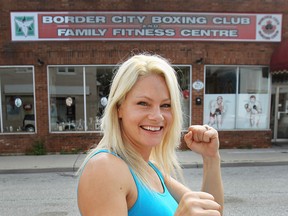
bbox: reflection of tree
[205,68,236,94]
[97,69,114,117]
[97,69,115,98]
[224,79,234,93]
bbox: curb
[0,167,77,175]
[181,161,288,169]
[1,161,288,174]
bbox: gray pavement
[0,145,288,174]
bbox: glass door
[271,86,288,142]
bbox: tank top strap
[90,150,165,186]
[148,161,165,185]
[89,149,144,187]
[90,149,119,158]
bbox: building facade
[1,0,288,154]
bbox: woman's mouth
[141,126,163,132]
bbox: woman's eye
[161,103,171,108]
[137,101,148,106]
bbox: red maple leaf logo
[261,20,276,35]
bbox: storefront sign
[10,12,282,42]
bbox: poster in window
[236,94,269,129]
[204,94,236,130]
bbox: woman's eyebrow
[135,95,171,102]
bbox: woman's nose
[148,107,164,121]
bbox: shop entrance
[270,85,288,143]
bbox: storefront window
[0,67,35,133]
[48,66,114,132]
[48,65,191,132]
[237,67,270,129]
[85,66,114,131]
[49,66,84,131]
[175,66,191,129]
[204,66,270,130]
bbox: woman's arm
[165,177,221,216]
[77,153,132,216]
[201,153,224,214]
[166,125,224,215]
[184,125,224,214]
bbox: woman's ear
[117,105,123,119]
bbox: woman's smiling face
[118,74,173,156]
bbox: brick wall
[0,0,287,153]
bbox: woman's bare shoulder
[79,152,130,183]
[78,152,133,215]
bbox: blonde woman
[77,53,224,216]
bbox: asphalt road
[185,165,288,216]
[0,165,287,216]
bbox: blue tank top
[91,149,178,216]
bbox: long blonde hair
[80,53,183,185]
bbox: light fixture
[195,58,204,65]
[37,58,44,66]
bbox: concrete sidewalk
[0,146,288,174]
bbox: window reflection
[205,67,237,94]
[85,66,114,131]
[0,67,35,133]
[239,67,269,94]
[48,65,191,132]
[205,66,270,130]
[48,66,115,132]
[49,66,85,131]
[175,66,191,129]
